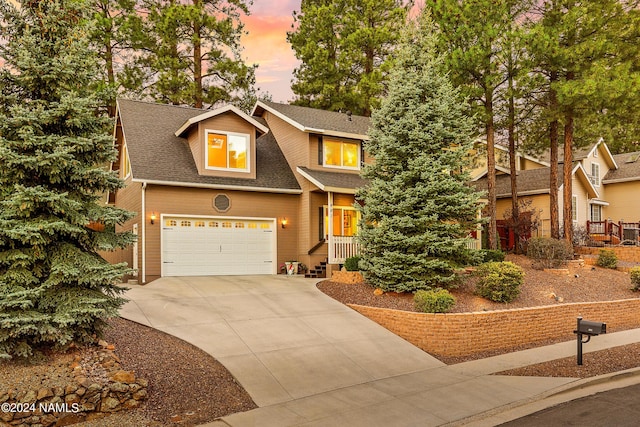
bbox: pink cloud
[241,7,300,102]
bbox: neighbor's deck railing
[587,220,640,245]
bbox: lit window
[222,222,232,228]
[209,221,219,228]
[166,220,177,227]
[235,222,245,228]
[260,223,271,229]
[323,140,360,169]
[195,221,205,228]
[248,223,257,229]
[206,131,249,171]
[323,206,360,237]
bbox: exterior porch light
[281,218,288,229]
[150,213,157,225]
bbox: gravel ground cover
[0,318,256,427]
[317,254,640,371]
[317,255,640,314]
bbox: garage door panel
[162,216,275,276]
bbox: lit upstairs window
[323,139,360,170]
[206,130,249,172]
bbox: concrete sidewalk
[119,276,640,426]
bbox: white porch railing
[329,236,361,264]
[465,239,480,250]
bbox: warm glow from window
[324,207,360,237]
[206,131,249,171]
[323,140,360,169]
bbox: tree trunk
[193,1,203,108]
[486,96,498,251]
[508,65,519,253]
[549,71,560,239]
[563,110,574,245]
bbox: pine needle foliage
[0,0,135,359]
[356,13,481,293]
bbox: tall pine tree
[287,0,410,116]
[357,12,480,293]
[0,0,134,359]
[130,0,256,108]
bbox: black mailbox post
[574,317,607,365]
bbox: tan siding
[264,112,309,175]
[496,194,552,237]
[187,131,202,172]
[100,179,142,281]
[521,158,547,170]
[604,181,640,222]
[144,185,299,281]
[192,112,257,179]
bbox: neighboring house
[473,138,640,249]
[106,99,370,283]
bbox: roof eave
[175,104,269,137]
[296,167,359,194]
[131,178,302,194]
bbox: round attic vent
[213,194,231,213]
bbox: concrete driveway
[120,275,444,406]
[120,275,578,426]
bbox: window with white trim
[590,163,600,186]
[572,195,577,222]
[323,139,360,170]
[321,206,360,238]
[205,130,250,172]
[590,204,602,222]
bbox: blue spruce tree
[357,13,482,292]
[0,0,134,358]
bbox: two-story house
[472,138,640,248]
[106,99,370,283]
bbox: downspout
[141,182,147,284]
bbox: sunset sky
[242,1,301,103]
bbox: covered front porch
[298,167,364,265]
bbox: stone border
[349,299,640,358]
[1,343,147,426]
[331,271,364,284]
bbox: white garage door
[162,216,276,276]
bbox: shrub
[475,261,524,303]
[526,237,573,269]
[344,256,361,271]
[596,249,618,269]
[414,288,456,313]
[480,249,505,263]
[630,267,640,292]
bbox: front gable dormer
[175,105,269,180]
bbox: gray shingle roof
[472,166,564,198]
[254,101,370,138]
[604,151,640,182]
[297,167,367,192]
[116,99,300,192]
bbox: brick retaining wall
[349,299,640,358]
[576,246,640,263]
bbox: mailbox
[576,320,606,336]
[574,317,606,365]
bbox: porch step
[305,261,328,279]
